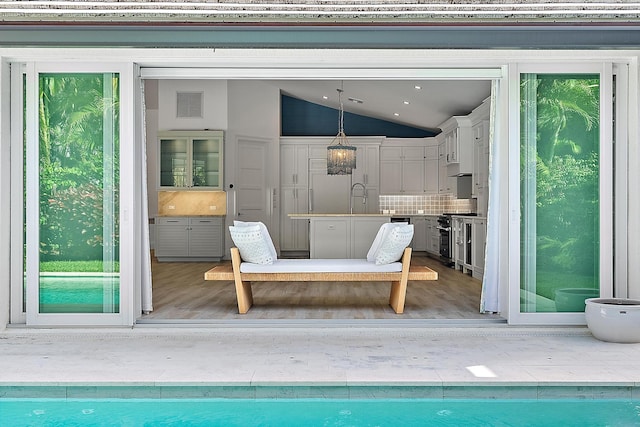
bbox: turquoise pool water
[2,398,639,426]
[38,275,119,313]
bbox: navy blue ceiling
[281,95,438,138]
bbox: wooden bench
[204,247,438,314]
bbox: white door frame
[507,62,616,325]
[18,61,135,326]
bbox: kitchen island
[289,214,391,258]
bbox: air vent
[176,92,203,118]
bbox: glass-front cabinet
[158,130,224,189]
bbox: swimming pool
[2,398,639,426]
[38,275,119,313]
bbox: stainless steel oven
[437,213,477,266]
[436,215,453,266]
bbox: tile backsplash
[379,194,476,215]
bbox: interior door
[235,137,270,226]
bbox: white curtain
[480,80,500,313]
[136,70,153,314]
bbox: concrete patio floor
[1,325,640,399]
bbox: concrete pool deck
[1,325,640,398]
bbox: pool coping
[2,326,640,400]
[2,384,640,400]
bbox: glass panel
[38,73,120,314]
[192,138,220,187]
[160,138,188,187]
[520,73,600,313]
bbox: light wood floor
[141,252,504,322]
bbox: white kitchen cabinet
[280,143,310,252]
[309,216,389,259]
[438,116,473,177]
[438,142,457,195]
[452,217,465,270]
[280,144,309,187]
[310,218,350,259]
[472,218,487,280]
[309,159,351,214]
[379,145,425,194]
[158,131,224,190]
[352,144,380,187]
[425,217,440,255]
[155,216,224,261]
[280,187,309,252]
[472,120,490,216]
[352,143,380,213]
[424,145,439,194]
[351,216,389,258]
[411,217,428,252]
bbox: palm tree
[533,77,599,166]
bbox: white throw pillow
[374,224,414,265]
[233,220,277,261]
[366,222,408,262]
[229,224,274,264]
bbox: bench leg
[389,280,407,314]
[230,246,253,314]
[235,279,254,314]
[389,247,411,314]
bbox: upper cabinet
[438,116,474,177]
[379,145,424,194]
[280,143,309,187]
[158,130,224,190]
[379,140,438,194]
[351,143,380,188]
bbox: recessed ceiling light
[394,112,400,116]
[322,95,328,100]
[414,85,422,90]
[348,97,364,104]
[403,100,410,105]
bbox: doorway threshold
[135,318,508,328]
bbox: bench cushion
[240,259,403,273]
[229,224,275,264]
[374,224,414,265]
[233,220,278,261]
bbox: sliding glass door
[20,63,134,326]
[512,64,613,324]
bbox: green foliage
[521,75,600,278]
[37,73,120,262]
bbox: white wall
[148,79,281,256]
[158,79,228,131]
[226,80,281,255]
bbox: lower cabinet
[411,217,428,252]
[309,216,389,259]
[155,216,224,261]
[452,216,486,280]
[425,217,440,255]
[472,218,487,280]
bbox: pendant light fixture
[327,83,356,175]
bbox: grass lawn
[40,260,120,273]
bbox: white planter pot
[585,298,640,343]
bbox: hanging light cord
[337,87,345,137]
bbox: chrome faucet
[350,182,367,214]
